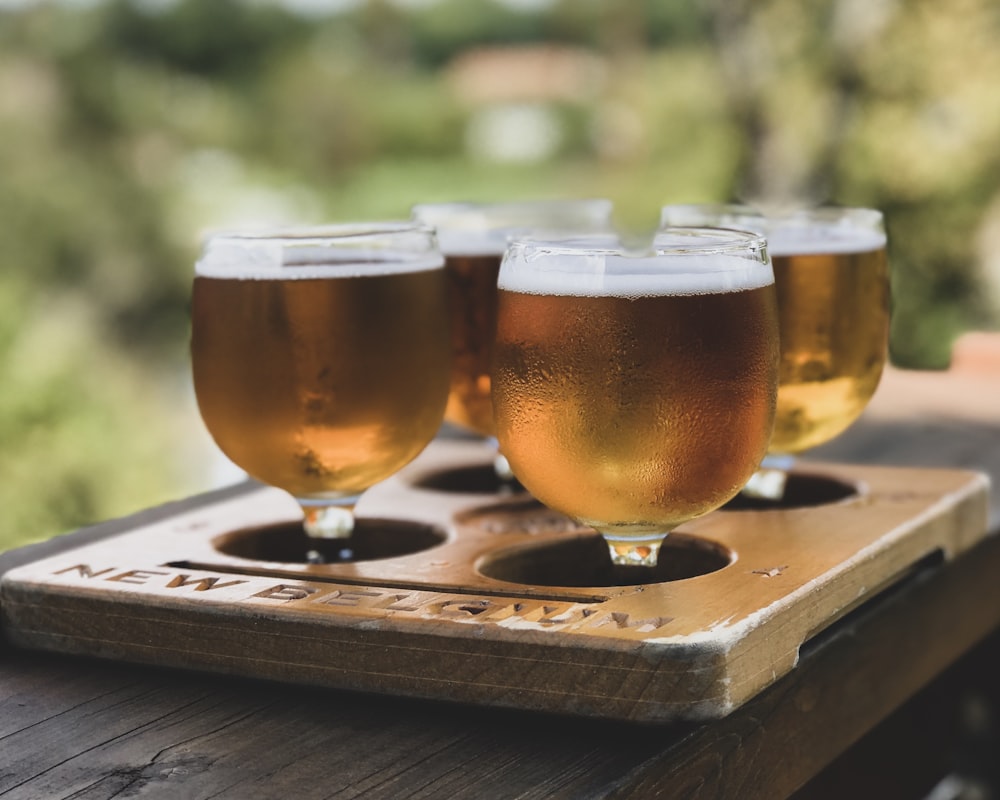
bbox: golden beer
[492,230,779,557]
[768,236,889,454]
[439,252,502,435]
[191,235,449,502]
[413,201,612,438]
[660,205,890,456]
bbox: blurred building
[445,44,605,163]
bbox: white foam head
[659,205,887,257]
[660,203,764,231]
[500,229,774,298]
[766,220,887,256]
[412,200,613,257]
[195,223,444,279]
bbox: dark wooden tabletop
[3,361,1000,800]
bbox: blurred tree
[405,0,552,66]
[0,3,197,545]
[102,0,311,80]
[0,0,996,550]
[834,0,1000,366]
[702,0,1000,366]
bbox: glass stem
[742,453,797,500]
[487,437,516,483]
[493,451,515,483]
[604,534,667,567]
[299,497,359,539]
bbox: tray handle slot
[798,547,947,660]
[163,560,609,605]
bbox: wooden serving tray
[0,439,990,723]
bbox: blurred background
[1,0,999,550]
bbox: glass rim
[661,203,884,227]
[195,221,443,278]
[412,199,614,257]
[508,226,769,258]
[411,198,613,217]
[760,205,884,227]
[200,220,436,246]
[661,202,762,217]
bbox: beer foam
[433,230,510,257]
[412,204,536,257]
[195,243,444,279]
[413,200,613,256]
[498,252,774,298]
[767,224,887,257]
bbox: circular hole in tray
[213,519,446,564]
[413,463,526,495]
[478,532,733,588]
[722,472,858,511]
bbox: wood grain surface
[2,361,999,798]
[2,523,999,799]
[1,438,990,723]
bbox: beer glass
[191,223,450,540]
[658,203,764,231]
[661,205,890,497]
[411,200,612,481]
[491,228,780,567]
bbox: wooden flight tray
[0,439,990,723]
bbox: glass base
[486,437,517,485]
[298,497,359,539]
[742,454,797,501]
[493,451,515,483]
[604,534,668,567]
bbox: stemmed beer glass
[491,228,780,567]
[661,205,891,498]
[411,200,612,483]
[190,223,450,541]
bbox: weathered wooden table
[3,363,1000,799]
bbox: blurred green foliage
[1,0,998,550]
